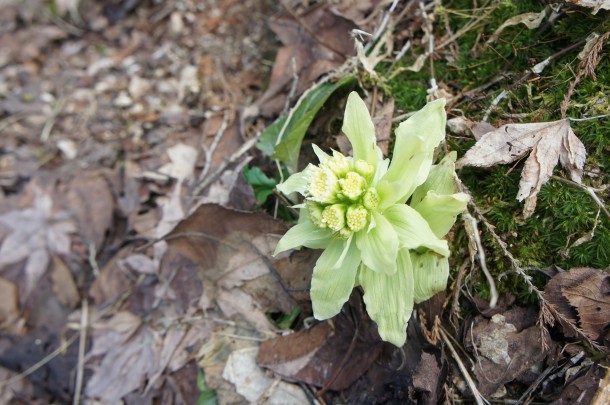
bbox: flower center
[306,153,380,238]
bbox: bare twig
[462,213,498,309]
[72,299,89,405]
[191,134,259,197]
[439,327,489,405]
[198,109,231,183]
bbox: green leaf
[376,98,446,209]
[383,204,449,257]
[341,91,379,168]
[197,370,217,405]
[257,76,354,171]
[358,248,414,347]
[411,251,449,304]
[274,305,302,329]
[243,166,277,203]
[355,211,399,275]
[311,238,361,319]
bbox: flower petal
[342,92,378,168]
[356,211,398,275]
[376,99,446,209]
[276,166,311,195]
[358,248,414,347]
[411,151,458,208]
[311,238,361,319]
[411,251,449,304]
[312,144,331,164]
[383,204,449,257]
[415,192,469,238]
[274,216,332,255]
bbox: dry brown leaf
[0,277,20,333]
[562,268,610,344]
[485,11,547,46]
[0,190,76,299]
[50,255,80,308]
[167,204,295,329]
[543,267,610,348]
[85,311,150,402]
[253,6,356,116]
[456,119,587,217]
[464,308,555,397]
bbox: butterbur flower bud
[308,166,339,203]
[346,205,368,232]
[306,201,326,228]
[339,172,366,200]
[354,159,374,180]
[322,204,347,231]
[325,150,351,177]
[362,187,379,210]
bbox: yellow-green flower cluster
[274,91,469,347]
[305,151,376,237]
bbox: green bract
[274,91,469,347]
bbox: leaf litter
[1,0,609,403]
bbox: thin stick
[568,113,610,122]
[191,135,258,196]
[198,109,230,183]
[439,327,488,405]
[463,213,498,309]
[72,299,89,405]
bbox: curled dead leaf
[456,119,587,217]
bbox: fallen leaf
[62,171,114,249]
[555,363,607,404]
[257,293,383,390]
[85,324,156,403]
[568,0,610,14]
[167,204,295,329]
[158,143,198,183]
[456,119,587,217]
[0,277,21,333]
[254,6,357,117]
[50,255,80,308]
[485,11,547,46]
[543,267,610,347]
[464,308,555,397]
[0,190,76,299]
[223,347,309,404]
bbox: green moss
[385,2,610,302]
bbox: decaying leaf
[456,119,587,217]
[257,293,384,391]
[485,10,547,45]
[0,277,21,333]
[568,0,610,14]
[167,204,296,329]
[0,190,76,299]
[223,347,309,404]
[464,308,555,397]
[543,267,610,348]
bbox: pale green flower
[274,91,469,347]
